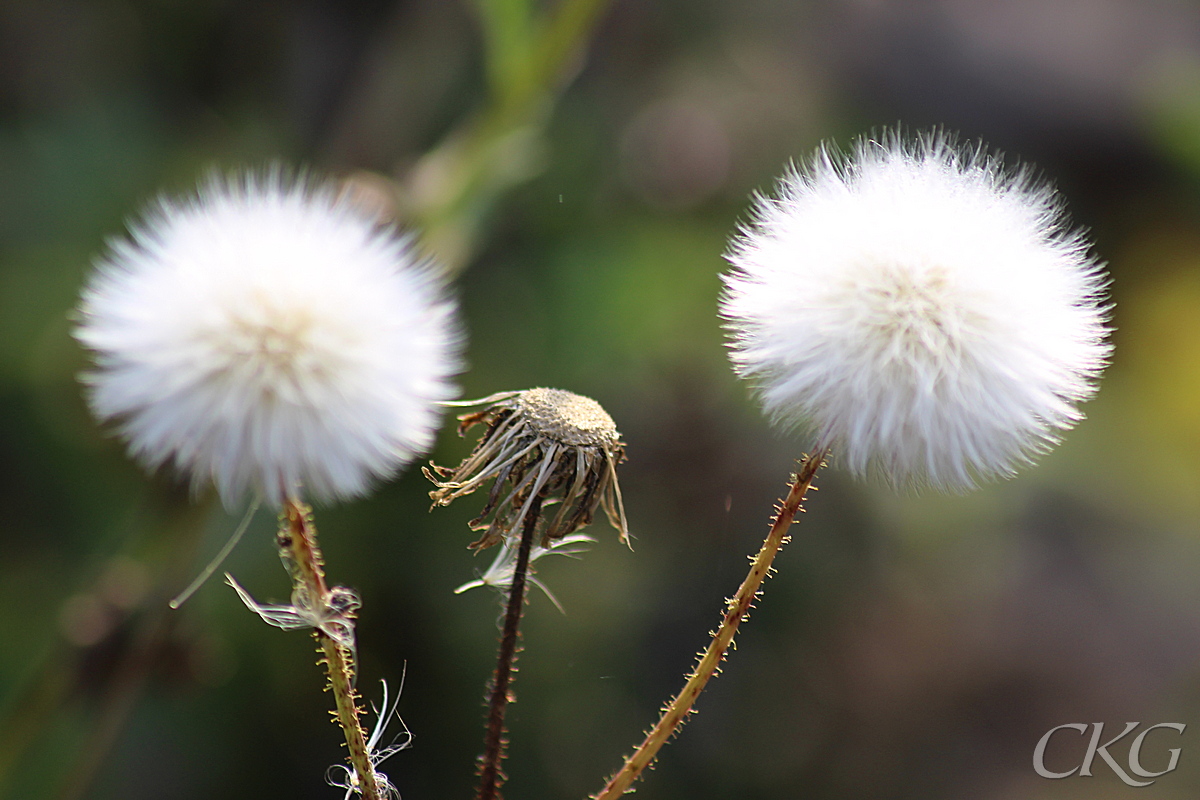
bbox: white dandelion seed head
[75,168,462,508]
[720,131,1112,491]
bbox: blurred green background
[3,1,1200,798]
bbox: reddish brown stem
[477,493,545,800]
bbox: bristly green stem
[477,492,545,800]
[281,500,380,800]
[591,448,830,800]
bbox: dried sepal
[426,388,629,549]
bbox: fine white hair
[76,168,462,507]
[721,131,1111,491]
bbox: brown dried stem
[592,448,829,800]
[477,492,545,800]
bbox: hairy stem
[592,448,829,800]
[477,493,545,800]
[281,500,380,800]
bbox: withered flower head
[424,388,629,550]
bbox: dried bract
[454,532,597,613]
[225,573,360,655]
[327,679,410,800]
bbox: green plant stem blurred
[406,0,612,272]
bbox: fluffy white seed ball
[75,170,462,507]
[721,132,1111,491]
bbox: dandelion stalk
[477,492,545,800]
[74,169,462,800]
[426,389,629,799]
[592,448,828,800]
[280,499,381,800]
